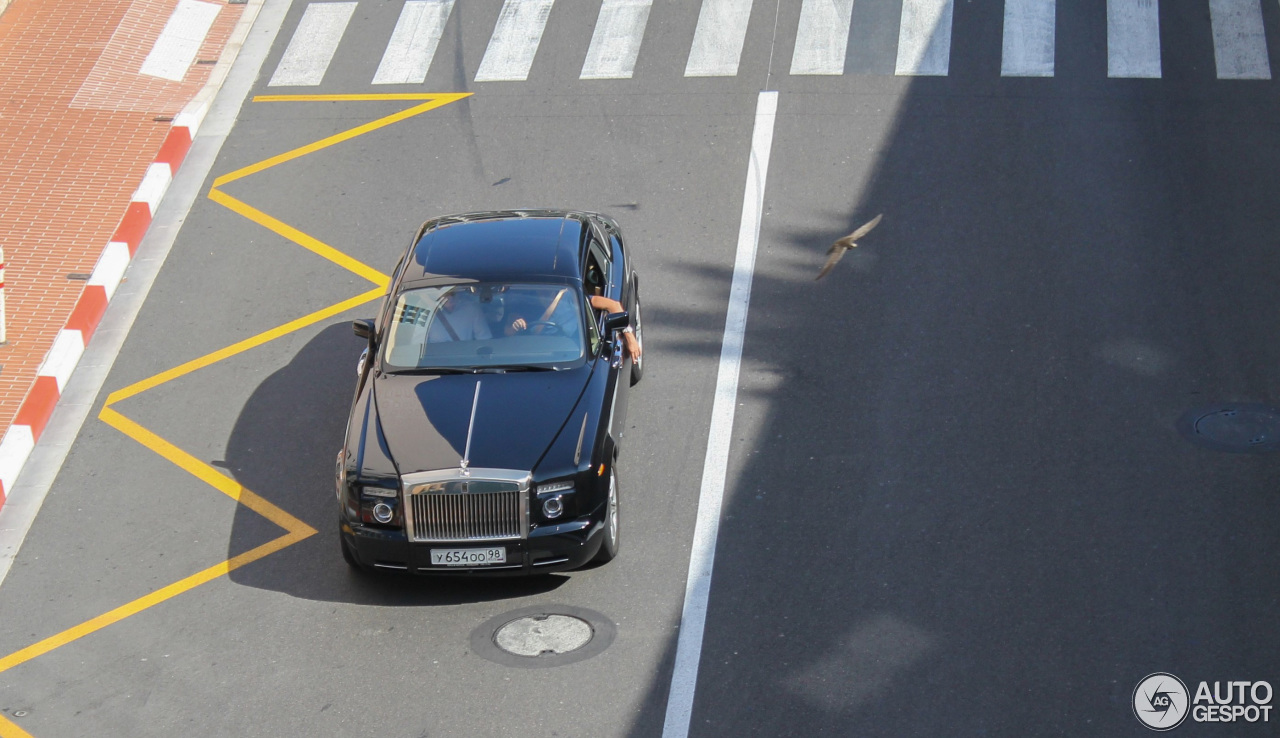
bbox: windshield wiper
[387,366,478,375]
[477,365,557,373]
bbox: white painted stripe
[0,0,271,595]
[896,0,954,76]
[1107,0,1161,78]
[684,0,754,77]
[88,242,133,301]
[39,330,86,393]
[373,0,455,84]
[0,426,35,495]
[140,0,222,81]
[790,0,854,75]
[475,0,556,82]
[268,2,357,87]
[581,0,653,79]
[173,97,211,133]
[1001,0,1055,77]
[661,90,778,738]
[132,163,174,216]
[1210,0,1271,80]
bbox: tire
[629,288,644,387]
[593,467,620,563]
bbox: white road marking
[139,0,221,81]
[475,0,556,82]
[88,243,133,301]
[790,0,854,75]
[373,0,455,84]
[661,90,778,738]
[41,331,86,394]
[1209,0,1271,80]
[684,0,754,77]
[1001,0,1055,77]
[268,2,357,87]
[133,163,174,216]
[895,0,954,76]
[580,0,652,79]
[1107,0,1161,78]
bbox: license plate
[430,547,507,566]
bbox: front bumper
[341,510,605,576]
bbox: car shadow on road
[222,322,567,605]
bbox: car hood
[372,368,594,476]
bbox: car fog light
[542,495,564,519]
[372,502,394,524]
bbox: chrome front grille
[402,470,529,542]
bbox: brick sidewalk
[0,0,243,504]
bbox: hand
[510,317,527,333]
[623,331,641,363]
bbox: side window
[586,238,612,291]
[583,295,602,355]
[376,252,411,333]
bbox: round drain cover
[1178,403,1280,453]
[470,605,616,668]
[495,614,592,656]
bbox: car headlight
[541,496,564,519]
[537,480,574,495]
[371,502,395,524]
[361,486,397,498]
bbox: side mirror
[353,319,374,340]
[603,311,630,333]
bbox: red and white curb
[0,100,212,510]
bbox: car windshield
[383,283,587,371]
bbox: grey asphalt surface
[2,0,1280,736]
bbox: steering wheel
[525,320,562,335]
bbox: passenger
[427,287,492,342]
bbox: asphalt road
[2,0,1279,736]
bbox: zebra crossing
[266,0,1277,87]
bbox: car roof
[401,210,591,286]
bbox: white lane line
[580,0,652,79]
[140,0,222,81]
[790,0,854,75]
[373,0,455,84]
[661,90,778,738]
[1209,0,1271,80]
[1107,0,1161,78]
[684,0,755,77]
[895,0,954,76]
[1001,0,1055,77]
[475,0,556,82]
[268,2,357,87]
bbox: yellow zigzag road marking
[106,286,385,405]
[0,94,469,738]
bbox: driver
[503,285,573,336]
[505,272,641,363]
[584,267,641,363]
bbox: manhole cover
[495,614,592,656]
[1178,403,1280,453]
[470,605,615,668]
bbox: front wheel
[593,467,620,563]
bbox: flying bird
[816,213,882,281]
